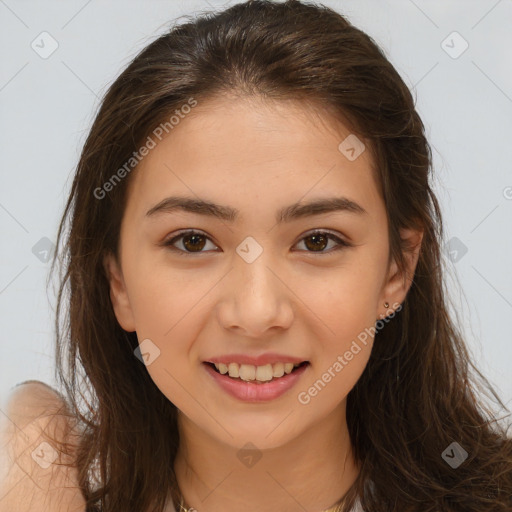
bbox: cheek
[119,257,203,391]
[124,254,202,335]
[297,259,382,337]
[126,268,203,410]
[300,304,374,410]
[124,245,381,402]
[295,264,379,393]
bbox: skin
[0,382,86,512]
[105,94,423,512]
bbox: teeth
[239,364,256,381]
[272,362,284,378]
[284,363,294,374]
[256,364,273,382]
[228,362,239,378]
[213,361,303,382]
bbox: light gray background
[1,1,511,418]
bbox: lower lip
[203,362,309,402]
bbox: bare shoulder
[0,380,86,512]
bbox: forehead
[125,95,383,222]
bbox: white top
[165,495,364,511]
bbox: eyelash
[161,229,352,256]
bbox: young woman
[2,1,511,511]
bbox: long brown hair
[47,1,512,510]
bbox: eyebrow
[145,195,368,223]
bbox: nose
[216,251,294,338]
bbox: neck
[173,400,360,512]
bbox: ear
[103,252,136,332]
[377,227,424,318]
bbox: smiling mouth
[205,361,309,382]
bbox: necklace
[174,490,345,512]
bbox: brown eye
[181,233,207,252]
[163,230,218,255]
[294,230,351,254]
[162,229,351,256]
[303,233,329,252]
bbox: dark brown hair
[47,1,512,510]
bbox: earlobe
[103,253,136,332]
[379,227,424,314]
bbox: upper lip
[205,353,308,366]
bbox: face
[105,95,421,450]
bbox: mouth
[202,360,310,401]
[203,361,310,383]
